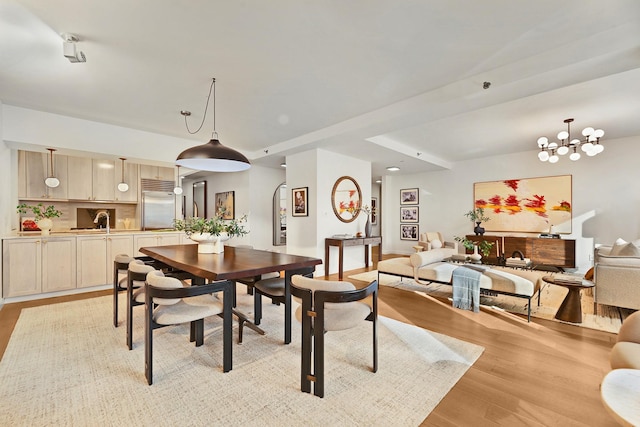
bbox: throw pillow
[611,242,640,257]
[584,267,594,280]
[430,239,443,249]
[610,238,629,256]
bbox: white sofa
[377,248,544,321]
[594,239,640,313]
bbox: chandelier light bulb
[547,142,558,150]
[538,151,549,161]
[594,144,604,154]
[549,154,559,163]
[557,131,569,140]
[586,149,597,157]
[582,141,594,152]
[557,145,569,155]
[537,137,548,148]
[582,127,594,137]
[570,139,580,146]
[570,151,581,161]
[593,129,605,138]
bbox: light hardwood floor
[0,252,620,426]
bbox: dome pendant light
[117,157,129,192]
[176,78,250,172]
[173,165,183,195]
[44,148,60,188]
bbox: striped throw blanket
[452,267,482,313]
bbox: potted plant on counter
[174,210,248,254]
[17,203,62,236]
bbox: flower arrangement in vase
[464,207,490,236]
[454,236,495,263]
[17,203,62,236]
[173,209,248,254]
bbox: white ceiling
[2,0,640,180]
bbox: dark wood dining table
[139,244,323,348]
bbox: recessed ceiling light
[386,166,400,171]
[280,163,286,168]
[375,179,382,183]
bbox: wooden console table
[465,235,576,269]
[325,236,382,280]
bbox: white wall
[286,149,371,276]
[381,136,640,273]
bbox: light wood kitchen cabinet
[114,161,138,202]
[133,232,180,257]
[2,237,76,298]
[76,235,109,288]
[106,234,134,284]
[92,159,116,201]
[139,165,175,181]
[77,234,133,288]
[67,156,93,200]
[18,150,68,199]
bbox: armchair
[594,239,640,313]
[418,232,457,252]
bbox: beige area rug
[350,270,628,334]
[0,291,483,426]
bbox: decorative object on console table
[455,236,495,263]
[473,175,572,234]
[17,203,62,236]
[464,207,490,236]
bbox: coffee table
[542,275,594,323]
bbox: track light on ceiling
[44,148,60,188]
[537,118,604,163]
[117,158,129,192]
[176,78,250,172]
[61,33,86,63]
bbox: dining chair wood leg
[314,309,326,398]
[254,292,263,325]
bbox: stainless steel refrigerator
[141,191,176,230]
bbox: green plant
[454,236,494,257]
[16,203,62,221]
[174,212,248,238]
[464,207,490,223]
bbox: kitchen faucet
[94,211,110,234]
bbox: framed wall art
[371,197,378,225]
[292,187,308,217]
[400,206,418,223]
[400,188,419,205]
[473,175,572,234]
[400,224,419,241]
[215,191,235,219]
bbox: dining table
[139,244,323,350]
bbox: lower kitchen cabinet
[2,237,77,298]
[133,232,180,257]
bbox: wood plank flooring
[0,252,620,426]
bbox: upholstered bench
[377,248,544,321]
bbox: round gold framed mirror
[331,176,362,223]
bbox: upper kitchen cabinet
[114,161,138,202]
[67,156,93,200]
[67,157,119,201]
[139,165,175,181]
[92,159,116,201]
[18,150,68,200]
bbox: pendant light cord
[183,78,216,135]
